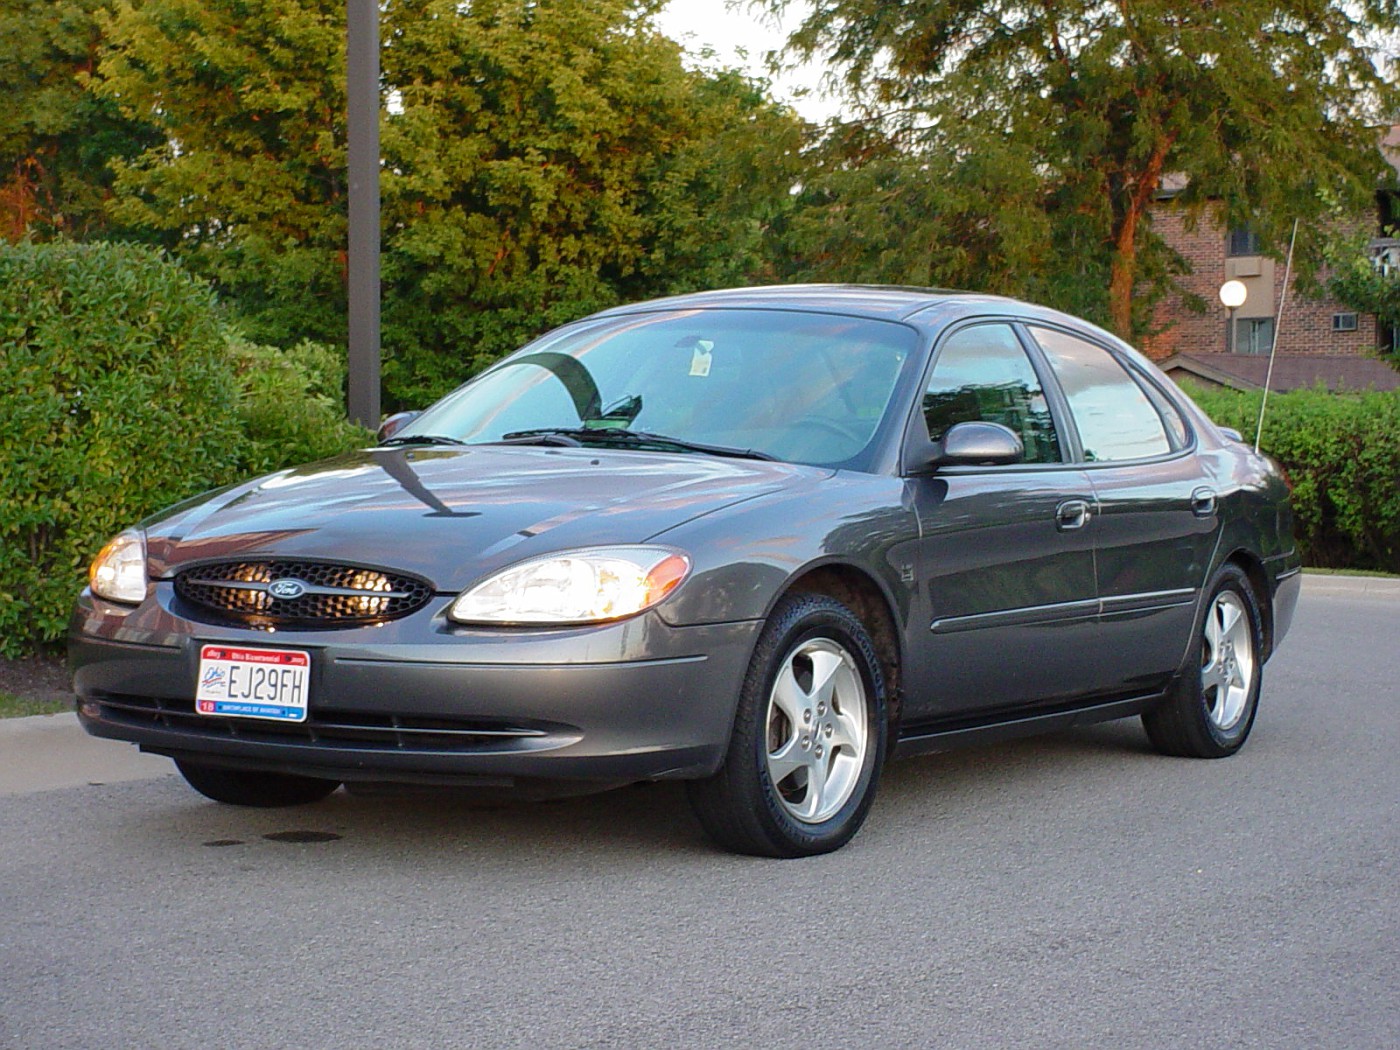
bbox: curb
[0,710,80,735]
[1302,573,1400,600]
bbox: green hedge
[228,337,368,476]
[1185,384,1400,573]
[0,242,367,657]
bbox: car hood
[144,445,827,591]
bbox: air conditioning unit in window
[1332,313,1359,332]
[1225,257,1262,278]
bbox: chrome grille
[174,560,434,627]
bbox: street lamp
[1220,279,1247,354]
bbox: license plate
[196,645,310,722]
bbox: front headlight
[89,529,149,605]
[448,546,691,625]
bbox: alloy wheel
[764,638,869,824]
[1201,590,1256,732]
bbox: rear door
[1025,325,1220,694]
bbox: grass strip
[0,692,71,719]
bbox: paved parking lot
[2,579,1396,1049]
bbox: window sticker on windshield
[689,340,713,377]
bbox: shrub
[0,243,371,657]
[1185,384,1400,573]
[0,241,246,656]
[228,337,368,476]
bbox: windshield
[401,309,918,468]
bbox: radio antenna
[1255,217,1299,453]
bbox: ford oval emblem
[268,578,307,600]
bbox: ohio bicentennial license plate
[195,645,311,722]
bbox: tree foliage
[774,119,1152,325]
[377,0,805,403]
[777,0,1400,338]
[1325,226,1400,346]
[95,0,351,344]
[94,0,807,408]
[0,0,159,241]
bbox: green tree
[774,120,1128,322]
[94,0,806,408]
[377,0,805,403]
[95,0,350,344]
[1326,226,1400,351]
[777,0,1400,338]
[0,0,158,240]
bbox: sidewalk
[0,712,170,796]
[1300,572,1400,599]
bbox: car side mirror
[376,410,421,443]
[926,421,1025,469]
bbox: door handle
[1191,487,1217,518]
[1055,499,1092,531]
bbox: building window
[1227,228,1260,256]
[1332,312,1359,332]
[1233,317,1274,354]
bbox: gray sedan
[71,285,1300,856]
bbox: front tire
[175,760,340,807]
[687,593,888,857]
[1144,563,1263,758]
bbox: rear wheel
[687,593,888,857]
[175,760,340,807]
[1143,564,1263,758]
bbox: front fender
[648,472,920,630]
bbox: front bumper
[69,585,760,785]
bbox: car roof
[591,282,1174,399]
[593,284,1022,323]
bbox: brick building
[1141,150,1400,393]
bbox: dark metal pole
[346,0,380,427]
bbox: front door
[901,322,1100,725]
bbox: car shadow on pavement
[85,718,1165,865]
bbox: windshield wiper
[499,427,775,461]
[491,431,584,448]
[380,433,468,447]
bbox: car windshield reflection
[398,309,917,468]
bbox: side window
[923,324,1062,464]
[1135,371,1190,448]
[1029,327,1172,462]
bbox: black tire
[175,760,340,807]
[1143,563,1264,758]
[687,593,888,858]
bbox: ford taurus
[70,285,1300,856]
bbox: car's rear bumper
[1267,554,1303,656]
[69,587,759,785]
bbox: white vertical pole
[1255,218,1298,453]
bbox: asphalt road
[2,582,1396,1050]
